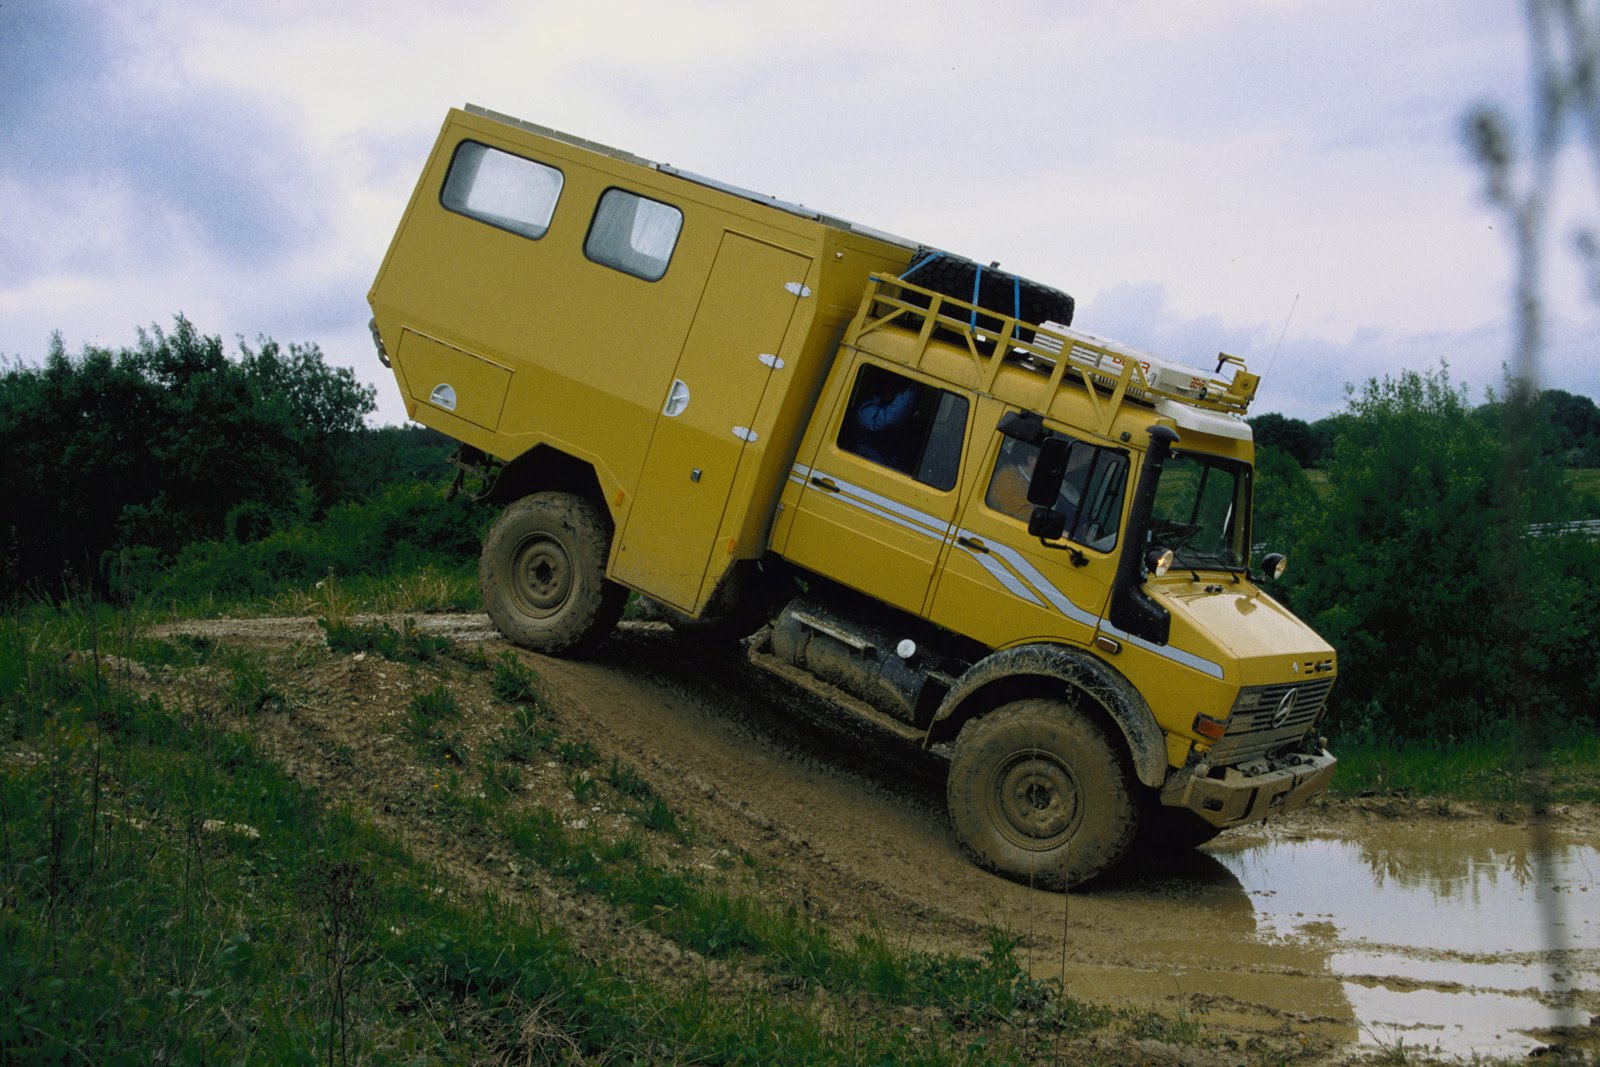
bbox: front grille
[1205,677,1335,765]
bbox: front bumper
[1160,749,1337,828]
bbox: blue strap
[902,252,934,279]
[1013,276,1022,339]
[970,264,983,331]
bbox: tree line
[0,317,475,601]
[1251,386,1600,470]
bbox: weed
[407,685,460,729]
[480,756,522,797]
[490,652,543,705]
[556,739,598,768]
[404,686,466,765]
[367,565,476,615]
[606,757,656,802]
[1125,1005,1203,1044]
[319,617,452,663]
[633,796,688,841]
[227,661,290,715]
[275,571,360,625]
[300,858,378,1067]
[489,700,550,764]
[571,772,598,805]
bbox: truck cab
[369,106,1336,888]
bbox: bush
[1272,367,1598,742]
[121,482,487,606]
[0,318,375,598]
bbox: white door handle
[663,379,690,417]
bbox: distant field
[1569,467,1600,504]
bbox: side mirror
[1028,436,1071,506]
[997,410,1047,445]
[1027,506,1066,541]
[1260,552,1287,580]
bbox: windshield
[1148,451,1251,571]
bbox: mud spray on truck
[368,105,1338,888]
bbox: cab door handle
[810,476,839,493]
[662,379,690,417]
[957,534,989,553]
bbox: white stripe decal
[968,552,1046,606]
[969,533,1100,628]
[1100,620,1225,679]
[791,464,951,542]
[791,463,1224,679]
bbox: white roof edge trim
[1154,399,1254,442]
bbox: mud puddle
[1206,825,1599,1058]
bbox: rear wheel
[480,492,627,656]
[947,698,1138,888]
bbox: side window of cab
[836,364,969,491]
[984,432,1130,551]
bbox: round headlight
[1145,547,1175,577]
[1261,552,1288,580]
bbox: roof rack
[845,273,1259,438]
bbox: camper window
[585,189,683,281]
[440,141,563,240]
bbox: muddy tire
[479,492,627,656]
[947,698,1138,888]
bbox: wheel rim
[989,750,1082,851]
[510,534,573,618]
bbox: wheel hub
[514,537,572,614]
[994,754,1079,847]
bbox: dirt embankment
[150,613,1600,1063]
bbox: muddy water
[1205,825,1599,1057]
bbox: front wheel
[947,698,1138,888]
[479,492,627,656]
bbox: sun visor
[1153,399,1253,442]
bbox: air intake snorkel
[1107,423,1179,646]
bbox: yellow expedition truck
[369,105,1337,887]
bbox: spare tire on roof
[897,248,1076,340]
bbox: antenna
[1265,293,1299,381]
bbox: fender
[925,643,1167,789]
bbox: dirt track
[159,614,1600,1061]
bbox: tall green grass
[105,481,485,616]
[1329,722,1600,804]
[0,607,1132,1064]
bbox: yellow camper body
[370,106,1337,887]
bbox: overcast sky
[3,0,1596,424]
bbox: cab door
[928,412,1130,648]
[781,359,972,616]
[611,232,812,610]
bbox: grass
[140,560,480,623]
[1328,724,1600,804]
[5,600,1220,1065]
[1563,467,1600,510]
[4,606,1092,1065]
[318,615,453,663]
